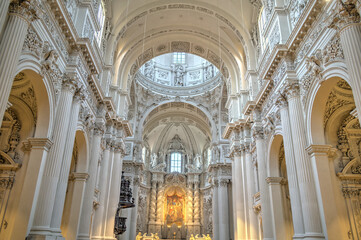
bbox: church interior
[0,0,360,239]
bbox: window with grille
[170,152,182,172]
[173,52,185,64]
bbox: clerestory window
[170,152,182,172]
[173,52,185,64]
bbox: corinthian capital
[9,0,40,23]
[330,0,360,30]
[285,83,300,99]
[252,125,264,140]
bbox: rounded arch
[74,129,90,173]
[136,100,216,140]
[306,71,353,145]
[267,134,283,177]
[114,33,242,95]
[14,65,55,138]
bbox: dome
[136,52,222,96]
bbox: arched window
[170,152,182,172]
[95,2,105,46]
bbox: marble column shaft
[218,179,230,240]
[65,173,89,240]
[267,177,288,240]
[278,101,305,237]
[244,148,259,240]
[129,178,140,240]
[50,93,82,233]
[233,151,247,240]
[0,0,10,39]
[336,5,361,120]
[212,181,219,240]
[78,129,103,240]
[287,88,323,238]
[104,148,123,238]
[306,145,344,240]
[6,138,52,240]
[254,132,273,239]
[0,1,37,127]
[29,80,76,235]
[91,143,113,238]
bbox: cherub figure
[190,234,195,240]
[206,234,212,240]
[136,232,142,240]
[154,233,160,240]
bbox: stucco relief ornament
[330,0,360,30]
[9,0,40,23]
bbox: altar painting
[165,194,185,227]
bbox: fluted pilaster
[212,180,219,240]
[29,78,77,238]
[0,0,10,38]
[104,145,124,239]
[50,89,83,235]
[78,124,104,240]
[244,145,259,240]
[91,141,113,238]
[253,125,273,239]
[232,146,247,240]
[218,178,230,240]
[286,84,324,239]
[129,177,140,240]
[0,0,39,127]
[333,1,361,120]
[277,97,305,238]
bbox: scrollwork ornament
[9,0,40,24]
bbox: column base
[293,233,305,239]
[77,234,90,240]
[26,235,64,240]
[303,232,325,240]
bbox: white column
[65,173,89,240]
[267,177,288,240]
[286,84,324,239]
[218,179,230,240]
[0,0,10,39]
[28,79,77,239]
[244,146,259,240]
[78,125,104,240]
[334,2,361,120]
[0,0,38,127]
[306,145,344,240]
[5,138,52,240]
[104,146,124,239]
[231,159,238,240]
[212,180,219,240]
[253,125,273,240]
[277,98,305,238]
[128,177,140,240]
[91,142,114,239]
[233,150,247,240]
[50,91,82,236]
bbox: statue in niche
[205,65,214,80]
[144,61,155,80]
[151,153,158,167]
[174,65,185,86]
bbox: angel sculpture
[189,234,195,240]
[205,234,212,240]
[154,233,160,240]
[136,232,142,240]
[195,234,200,239]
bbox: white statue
[174,65,184,86]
